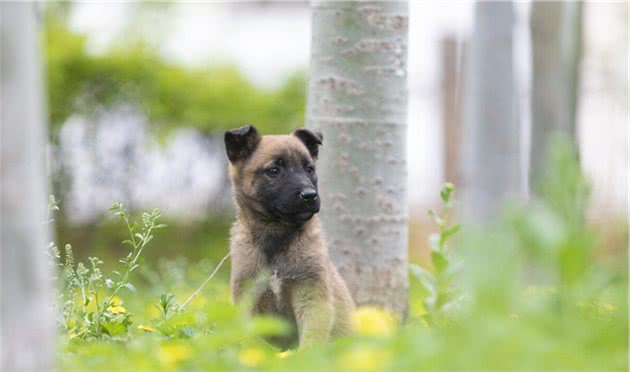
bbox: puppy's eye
[305,165,315,174]
[266,167,280,176]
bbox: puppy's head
[225,125,323,225]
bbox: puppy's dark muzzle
[300,188,320,212]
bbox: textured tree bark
[1,3,54,371]
[306,1,409,316]
[530,1,583,194]
[460,2,521,222]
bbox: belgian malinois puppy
[224,125,355,348]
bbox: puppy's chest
[246,231,323,304]
[259,252,321,306]
[268,268,284,301]
[260,261,293,310]
[261,253,296,294]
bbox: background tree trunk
[529,1,583,194]
[1,3,54,371]
[307,1,409,316]
[441,36,466,186]
[460,2,521,222]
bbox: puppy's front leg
[291,281,334,348]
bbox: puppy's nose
[299,189,318,203]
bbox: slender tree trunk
[307,1,409,316]
[441,36,466,185]
[1,3,54,371]
[460,2,520,222]
[530,1,583,194]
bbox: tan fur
[228,134,355,348]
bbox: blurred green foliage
[56,215,232,277]
[44,12,306,138]
[55,139,627,371]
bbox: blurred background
[44,2,627,269]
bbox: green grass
[56,260,627,371]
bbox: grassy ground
[53,146,628,371]
[53,210,627,371]
[56,253,627,371]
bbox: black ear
[224,125,261,163]
[293,128,323,159]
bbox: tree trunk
[529,1,583,194]
[1,3,54,371]
[306,1,409,316]
[460,2,520,222]
[441,36,466,186]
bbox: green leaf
[440,182,455,203]
[431,251,449,274]
[102,321,128,336]
[409,263,436,292]
[440,224,461,246]
[158,312,195,338]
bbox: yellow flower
[276,350,293,359]
[137,325,157,332]
[239,348,266,367]
[351,306,397,336]
[111,296,122,305]
[159,344,192,366]
[339,348,391,372]
[107,305,127,314]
